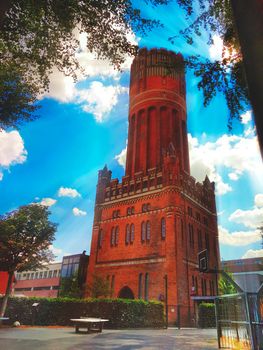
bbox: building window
[188,206,193,217]
[138,273,143,299]
[35,272,39,279]
[196,212,201,222]
[111,227,115,246]
[115,226,119,245]
[146,221,151,241]
[98,229,103,248]
[161,217,166,240]
[48,270,52,278]
[142,204,147,212]
[141,222,146,242]
[39,271,43,279]
[205,233,209,250]
[189,224,194,248]
[145,273,149,301]
[130,224,135,243]
[181,219,184,241]
[111,275,115,294]
[126,224,130,245]
[127,207,131,215]
[53,270,57,278]
[198,229,202,251]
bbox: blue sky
[0,1,262,262]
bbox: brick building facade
[86,48,220,325]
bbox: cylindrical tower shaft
[125,48,190,177]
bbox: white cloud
[229,207,263,229]
[255,194,263,208]
[49,244,63,256]
[73,207,87,216]
[219,225,261,246]
[40,198,57,207]
[241,110,252,124]
[242,249,263,259]
[58,186,81,198]
[43,29,137,120]
[0,129,27,180]
[78,82,128,122]
[115,144,127,168]
[228,172,239,181]
[209,35,224,60]
[209,35,238,62]
[188,131,263,195]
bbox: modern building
[14,262,61,297]
[86,48,220,326]
[13,252,89,298]
[60,252,89,295]
[221,257,263,293]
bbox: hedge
[198,302,216,328]
[1,297,165,328]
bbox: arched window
[111,227,115,246]
[131,206,135,214]
[130,224,135,243]
[141,222,146,242]
[161,217,166,239]
[115,226,119,245]
[145,273,149,301]
[146,221,151,241]
[125,225,130,245]
[127,207,131,216]
[138,273,143,299]
[98,229,103,248]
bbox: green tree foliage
[0,204,57,316]
[59,272,83,299]
[170,0,249,129]
[218,272,237,295]
[87,275,111,298]
[0,0,169,129]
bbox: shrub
[0,297,165,328]
[198,302,216,328]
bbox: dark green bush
[198,302,216,328]
[1,297,165,328]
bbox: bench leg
[75,326,79,334]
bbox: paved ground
[0,327,219,350]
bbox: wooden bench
[70,317,109,334]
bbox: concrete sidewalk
[0,327,218,349]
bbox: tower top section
[130,47,184,84]
[126,47,190,177]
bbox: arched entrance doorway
[118,286,134,299]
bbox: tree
[59,272,83,299]
[0,204,57,316]
[218,272,237,295]
[87,275,111,298]
[170,0,263,156]
[0,0,169,129]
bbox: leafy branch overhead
[0,0,169,129]
[170,0,249,128]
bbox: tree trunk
[0,271,14,317]
[231,0,263,158]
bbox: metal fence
[215,293,263,350]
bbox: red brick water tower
[86,48,219,326]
